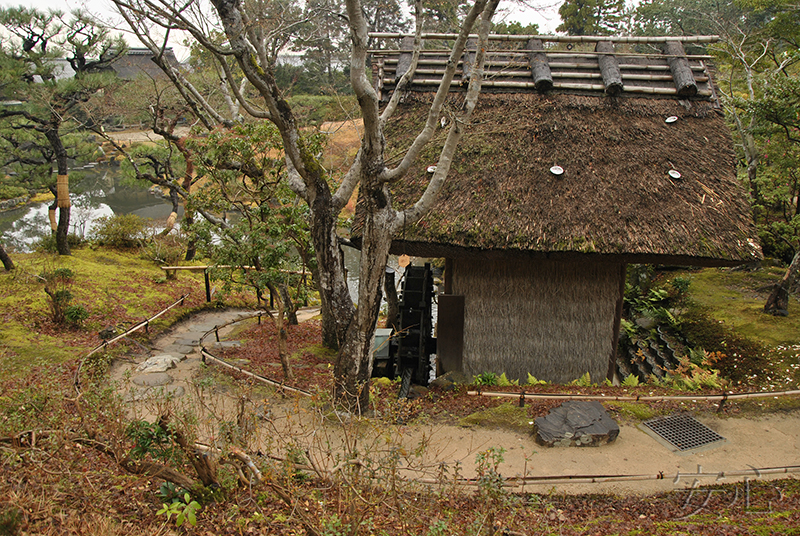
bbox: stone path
[112,307,321,404]
[113,308,253,403]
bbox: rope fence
[198,310,312,397]
[73,293,191,394]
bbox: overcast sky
[2,0,565,61]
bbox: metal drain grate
[642,413,726,453]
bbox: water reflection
[0,166,179,252]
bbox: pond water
[0,164,431,309]
[0,165,180,252]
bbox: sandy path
[111,309,800,496]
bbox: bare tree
[111,0,500,412]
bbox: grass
[0,247,210,378]
[459,402,532,434]
[687,267,800,347]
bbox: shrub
[41,268,77,324]
[92,214,150,248]
[141,234,186,266]
[34,233,83,253]
[474,372,498,386]
[64,304,90,326]
[0,184,27,200]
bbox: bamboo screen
[452,259,623,384]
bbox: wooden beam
[526,38,553,92]
[596,41,623,95]
[664,41,698,97]
[368,32,721,44]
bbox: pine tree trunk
[45,127,70,255]
[765,249,800,316]
[0,242,14,271]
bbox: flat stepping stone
[207,341,242,349]
[131,372,173,387]
[162,345,195,355]
[175,338,200,346]
[534,401,619,448]
[136,354,184,373]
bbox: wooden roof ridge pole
[526,38,552,92]
[663,40,698,97]
[395,35,415,82]
[461,38,477,84]
[596,41,623,95]
[369,33,721,44]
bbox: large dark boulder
[534,401,619,447]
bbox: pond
[0,165,180,252]
[0,164,430,308]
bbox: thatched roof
[350,35,761,266]
[352,91,760,266]
[112,48,181,80]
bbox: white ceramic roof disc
[550,165,564,176]
[668,169,682,179]
[427,165,437,173]
[665,116,678,123]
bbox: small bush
[0,184,27,200]
[92,214,150,248]
[34,233,83,253]
[141,234,186,266]
[64,304,90,326]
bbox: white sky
[3,0,565,61]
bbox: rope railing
[198,310,313,397]
[467,388,800,410]
[74,293,191,394]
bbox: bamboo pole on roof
[368,32,721,44]
[382,78,713,96]
[374,50,716,61]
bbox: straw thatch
[56,175,70,208]
[355,92,759,266]
[453,258,621,383]
[112,48,181,81]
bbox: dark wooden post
[395,36,415,82]
[596,41,623,95]
[204,269,211,302]
[526,39,553,92]
[663,41,697,97]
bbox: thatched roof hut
[112,48,181,80]
[354,34,761,384]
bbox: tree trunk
[384,267,399,329]
[333,200,395,413]
[308,188,356,348]
[765,249,800,316]
[279,284,299,325]
[45,128,70,255]
[267,283,294,382]
[0,242,14,271]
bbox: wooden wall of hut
[451,258,623,384]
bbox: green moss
[688,267,800,347]
[459,402,531,434]
[0,249,206,379]
[605,401,659,422]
